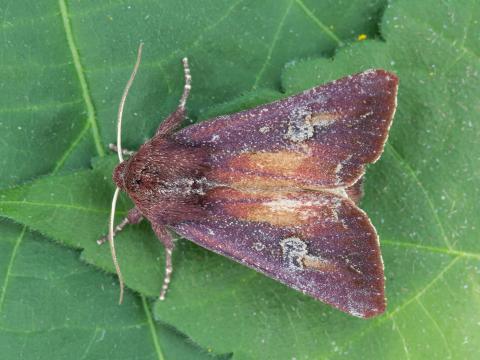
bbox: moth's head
[111,144,163,194]
[112,157,143,192]
[113,161,128,190]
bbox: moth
[99,44,398,318]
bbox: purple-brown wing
[176,69,398,188]
[170,69,397,317]
[173,187,385,318]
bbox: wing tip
[354,300,387,319]
[360,68,399,83]
[362,68,399,166]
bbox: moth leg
[345,177,364,205]
[108,143,134,156]
[97,207,143,245]
[152,224,175,300]
[155,57,192,136]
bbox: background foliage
[0,0,478,359]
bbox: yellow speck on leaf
[357,34,367,41]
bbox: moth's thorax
[115,135,210,224]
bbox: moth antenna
[179,57,191,110]
[109,187,125,304]
[107,43,144,304]
[117,42,144,163]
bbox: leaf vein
[0,200,124,215]
[417,298,453,359]
[392,318,410,360]
[79,327,99,360]
[0,226,26,316]
[52,120,92,174]
[251,0,294,90]
[0,99,83,114]
[381,239,480,260]
[0,322,149,334]
[86,0,245,78]
[294,0,343,46]
[142,295,165,360]
[406,11,479,59]
[58,0,104,157]
[386,143,452,250]
[328,257,460,357]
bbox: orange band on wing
[229,150,309,176]
[206,188,343,228]
[210,147,345,189]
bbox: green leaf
[155,0,480,358]
[3,0,478,359]
[0,156,171,296]
[0,221,226,360]
[1,1,384,358]
[0,0,384,186]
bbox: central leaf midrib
[58,0,104,157]
[0,200,114,215]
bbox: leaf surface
[0,0,383,185]
[4,0,383,357]
[0,221,225,360]
[2,0,479,359]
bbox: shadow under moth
[100,44,398,318]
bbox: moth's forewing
[177,69,398,188]
[173,70,398,317]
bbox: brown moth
[99,44,398,318]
